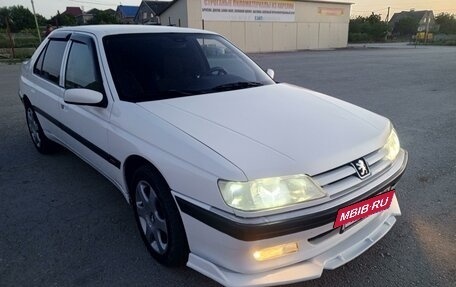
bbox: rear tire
[25,105,58,154]
[132,165,189,267]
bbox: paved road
[1,44,455,287]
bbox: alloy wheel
[26,108,41,148]
[135,180,169,254]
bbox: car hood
[137,83,390,180]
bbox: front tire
[132,165,189,267]
[25,105,57,154]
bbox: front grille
[312,147,393,200]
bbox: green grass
[0,33,41,49]
[0,32,39,59]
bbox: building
[116,5,139,24]
[77,9,96,25]
[389,10,437,35]
[63,6,83,17]
[158,0,352,52]
[62,6,90,25]
[134,1,174,24]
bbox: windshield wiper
[161,90,195,97]
[209,81,264,92]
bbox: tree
[8,5,35,32]
[435,13,456,34]
[349,13,388,42]
[35,14,48,26]
[367,13,382,24]
[0,6,47,32]
[393,16,419,36]
[88,10,119,25]
[50,13,77,27]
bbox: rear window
[35,40,67,85]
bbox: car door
[29,32,70,141]
[59,33,120,184]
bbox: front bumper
[175,150,407,287]
[188,200,399,287]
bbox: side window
[40,40,67,85]
[65,41,103,93]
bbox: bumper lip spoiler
[176,151,408,242]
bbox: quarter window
[33,46,46,75]
[65,41,103,93]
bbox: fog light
[253,242,298,261]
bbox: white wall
[163,0,351,52]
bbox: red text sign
[334,190,395,228]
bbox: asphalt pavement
[1,43,455,287]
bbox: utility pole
[31,0,42,42]
[424,13,430,44]
[385,7,390,41]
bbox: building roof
[116,5,139,18]
[144,1,174,15]
[63,7,83,17]
[389,10,431,25]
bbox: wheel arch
[123,155,171,204]
[22,95,31,107]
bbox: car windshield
[103,33,275,102]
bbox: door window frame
[63,33,108,108]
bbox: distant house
[116,5,139,24]
[63,6,83,17]
[77,9,95,25]
[81,8,117,24]
[62,6,91,25]
[389,10,437,35]
[134,1,173,25]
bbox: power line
[69,0,118,6]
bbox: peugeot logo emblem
[351,158,370,179]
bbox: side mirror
[64,89,103,106]
[266,68,275,80]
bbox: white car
[19,25,408,286]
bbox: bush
[349,14,388,43]
[348,33,371,43]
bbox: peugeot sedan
[19,25,407,286]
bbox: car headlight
[384,128,401,161]
[218,175,327,211]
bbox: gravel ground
[1,43,455,287]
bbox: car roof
[54,24,216,37]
